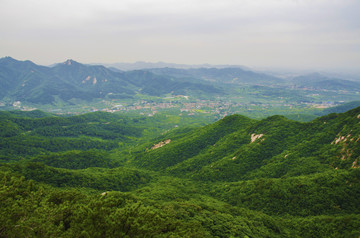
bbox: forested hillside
[1,108,360,237]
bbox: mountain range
[0,57,222,104]
[0,57,360,108]
[99,61,252,71]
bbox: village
[2,93,340,119]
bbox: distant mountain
[292,73,331,84]
[101,62,288,86]
[316,100,360,116]
[293,73,360,91]
[0,57,222,104]
[100,61,251,71]
[147,67,286,85]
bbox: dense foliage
[1,107,360,237]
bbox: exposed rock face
[251,134,264,143]
[151,139,171,150]
[333,134,351,144]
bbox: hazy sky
[1,0,359,71]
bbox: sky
[1,0,359,71]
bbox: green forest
[1,108,360,237]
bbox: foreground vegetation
[1,108,360,237]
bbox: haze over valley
[2,56,360,122]
[1,0,360,237]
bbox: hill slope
[1,108,360,237]
[128,106,360,180]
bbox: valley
[1,57,360,237]
[2,57,360,121]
